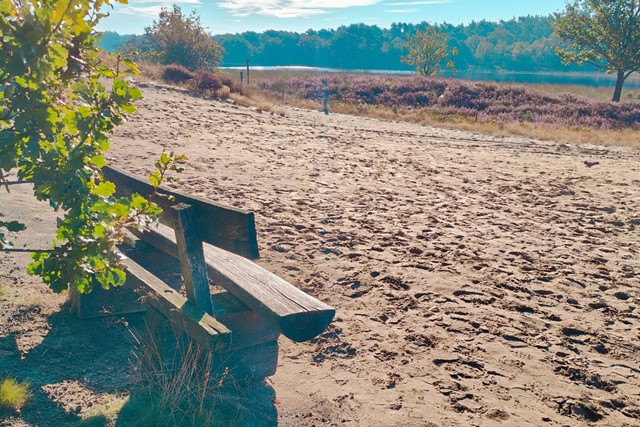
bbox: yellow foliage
[0,378,32,411]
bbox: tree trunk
[612,70,625,102]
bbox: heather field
[253,74,640,131]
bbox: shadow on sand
[0,303,277,426]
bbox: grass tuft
[0,378,32,411]
[119,323,228,426]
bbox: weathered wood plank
[171,203,214,314]
[210,293,281,350]
[71,279,145,319]
[134,223,336,343]
[103,166,259,259]
[121,237,281,350]
[119,253,232,351]
[162,331,279,380]
[215,340,279,379]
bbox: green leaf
[149,171,161,187]
[113,268,126,286]
[93,224,106,238]
[90,155,108,168]
[129,87,142,101]
[48,43,69,70]
[160,151,171,167]
[111,202,130,218]
[92,181,116,198]
[98,139,110,151]
[130,194,148,210]
[120,103,135,114]
[14,77,28,87]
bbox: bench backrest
[104,166,259,259]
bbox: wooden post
[240,71,243,83]
[171,203,214,315]
[246,59,250,85]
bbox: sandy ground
[1,82,639,426]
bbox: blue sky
[97,0,567,35]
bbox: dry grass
[529,83,640,103]
[247,76,640,150]
[74,395,129,427]
[134,62,164,82]
[145,66,640,149]
[346,102,640,149]
[255,92,640,149]
[116,321,231,427]
[0,378,32,411]
[218,68,326,84]
[228,92,285,116]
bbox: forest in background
[99,15,597,74]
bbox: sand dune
[106,83,640,426]
[1,82,638,426]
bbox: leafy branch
[0,1,181,293]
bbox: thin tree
[401,27,457,77]
[554,0,640,102]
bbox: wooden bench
[74,166,335,379]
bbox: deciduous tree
[143,5,223,71]
[554,0,640,102]
[401,27,457,77]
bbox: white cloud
[117,1,202,18]
[219,0,382,19]
[129,0,202,4]
[387,0,451,5]
[384,8,416,13]
[119,5,166,17]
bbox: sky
[96,0,568,35]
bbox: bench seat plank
[120,253,232,351]
[134,224,335,343]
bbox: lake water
[220,66,640,89]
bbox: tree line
[102,1,640,102]
[100,15,591,73]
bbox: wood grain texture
[171,203,214,314]
[162,330,279,380]
[103,166,259,259]
[210,292,281,350]
[134,223,335,343]
[214,340,279,379]
[71,280,145,319]
[120,253,232,351]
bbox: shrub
[399,91,433,107]
[192,69,223,94]
[161,64,194,83]
[215,85,231,99]
[0,378,32,411]
[219,76,237,91]
[253,73,640,130]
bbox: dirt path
[2,83,639,426]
